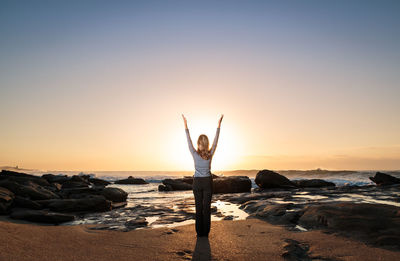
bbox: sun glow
[165,116,244,172]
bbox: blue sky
[1,1,399,170]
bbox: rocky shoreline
[213,170,400,251]
[1,169,400,251]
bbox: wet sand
[1,219,399,261]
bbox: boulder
[10,209,75,224]
[182,176,194,184]
[70,175,91,184]
[251,203,299,225]
[212,176,252,193]
[114,176,148,185]
[61,180,89,189]
[0,187,14,214]
[101,187,128,202]
[44,195,112,213]
[0,180,59,200]
[298,202,400,249]
[293,179,335,188]
[369,172,400,186]
[158,184,169,191]
[89,178,111,186]
[1,170,50,187]
[255,170,296,189]
[13,196,42,210]
[59,187,100,199]
[42,174,70,184]
[161,179,192,191]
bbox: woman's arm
[210,114,223,156]
[182,114,196,155]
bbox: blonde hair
[197,134,211,160]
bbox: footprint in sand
[176,249,193,260]
[163,228,180,235]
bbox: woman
[182,114,223,237]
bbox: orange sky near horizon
[1,1,400,171]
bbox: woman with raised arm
[182,114,223,238]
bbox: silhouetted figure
[182,114,223,237]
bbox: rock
[252,203,299,225]
[115,176,148,185]
[1,170,50,187]
[41,174,70,184]
[89,178,111,186]
[182,176,194,184]
[293,179,336,188]
[125,217,148,229]
[71,175,91,184]
[10,209,75,224]
[13,196,42,210]
[59,187,100,199]
[51,183,62,191]
[0,187,14,214]
[61,180,89,189]
[212,176,252,193]
[158,184,170,191]
[369,172,400,186]
[43,195,112,213]
[55,175,91,189]
[161,179,192,191]
[255,170,296,189]
[101,187,128,202]
[0,180,59,200]
[298,202,400,250]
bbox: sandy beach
[1,218,399,261]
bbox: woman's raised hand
[218,114,224,128]
[182,114,188,129]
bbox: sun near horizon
[1,1,400,172]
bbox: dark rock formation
[89,178,111,186]
[212,176,252,194]
[10,209,75,224]
[255,170,296,189]
[0,180,59,200]
[293,179,335,188]
[161,179,193,191]
[0,170,50,187]
[61,175,91,189]
[114,176,148,185]
[0,169,128,224]
[58,187,100,199]
[13,196,42,210]
[41,174,70,184]
[298,202,400,249]
[250,203,300,226]
[158,184,169,191]
[0,187,14,214]
[39,195,112,213]
[158,175,252,193]
[101,187,128,203]
[369,172,400,186]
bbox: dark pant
[193,176,213,236]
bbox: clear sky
[1,1,399,171]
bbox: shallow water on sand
[64,183,248,231]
